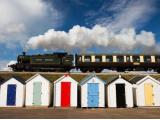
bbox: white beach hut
[107,75,133,108]
[0,76,25,107]
[54,74,78,107]
[25,74,52,107]
[130,75,160,107]
[79,73,106,108]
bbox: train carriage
[9,52,160,73]
[75,54,160,73]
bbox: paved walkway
[0,108,160,119]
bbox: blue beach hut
[79,73,106,107]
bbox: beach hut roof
[0,76,4,83]
[54,74,78,84]
[79,73,106,85]
[130,75,160,85]
[0,76,25,85]
[25,73,50,83]
[129,75,146,84]
[106,75,132,85]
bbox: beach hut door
[116,84,126,108]
[144,83,154,106]
[87,83,99,107]
[7,84,16,106]
[33,82,42,105]
[61,82,71,107]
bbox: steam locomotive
[9,52,160,73]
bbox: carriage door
[33,82,42,105]
[144,83,154,106]
[116,84,126,108]
[7,84,16,106]
[87,83,99,107]
[61,82,71,107]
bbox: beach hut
[25,74,52,107]
[0,76,25,107]
[79,73,106,108]
[107,75,133,108]
[54,74,78,107]
[130,75,160,107]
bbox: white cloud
[0,0,61,49]
[85,0,156,31]
[26,25,157,53]
[0,60,16,71]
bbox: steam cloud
[26,25,157,53]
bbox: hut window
[106,56,113,62]
[133,56,140,62]
[84,56,91,62]
[117,56,124,62]
[155,56,160,62]
[95,56,102,62]
[144,56,151,62]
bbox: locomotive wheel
[64,68,71,72]
[25,65,31,71]
[89,68,94,72]
[95,68,102,73]
[80,68,88,73]
[117,68,125,72]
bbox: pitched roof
[130,75,160,85]
[129,75,146,84]
[0,76,4,84]
[54,74,78,84]
[0,76,25,85]
[26,73,50,83]
[105,76,119,85]
[106,75,133,85]
[79,73,106,85]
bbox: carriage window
[84,56,91,62]
[155,56,160,62]
[126,56,130,62]
[78,57,82,62]
[144,56,151,62]
[95,56,102,62]
[133,56,140,62]
[106,56,113,62]
[117,56,124,62]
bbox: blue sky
[0,0,160,70]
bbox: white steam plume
[26,25,157,53]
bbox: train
[9,52,160,73]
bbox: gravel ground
[0,107,160,119]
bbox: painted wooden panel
[61,82,71,107]
[144,83,154,106]
[33,82,42,106]
[7,84,16,106]
[87,83,99,107]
